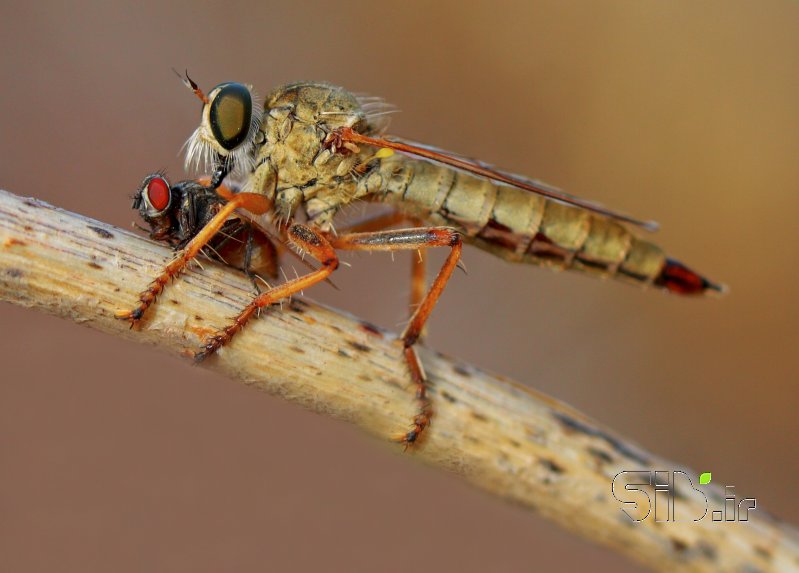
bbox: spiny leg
[337,210,428,322]
[331,227,462,447]
[335,209,428,326]
[194,224,339,361]
[410,247,426,320]
[339,211,427,324]
[116,191,270,324]
[192,210,410,358]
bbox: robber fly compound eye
[181,76,261,178]
[208,82,253,151]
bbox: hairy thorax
[246,82,379,229]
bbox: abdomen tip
[655,258,725,296]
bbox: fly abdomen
[366,155,720,295]
[476,182,723,295]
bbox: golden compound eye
[209,83,252,150]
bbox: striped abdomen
[364,155,720,295]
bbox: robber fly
[118,77,722,446]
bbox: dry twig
[0,188,797,573]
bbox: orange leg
[335,210,428,319]
[116,191,270,324]
[193,223,339,361]
[191,222,461,448]
[338,209,428,325]
[331,227,462,447]
[410,247,426,317]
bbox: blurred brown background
[1,1,798,571]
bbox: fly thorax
[262,104,358,185]
[304,198,337,230]
[258,85,374,229]
[304,182,360,230]
[273,186,304,223]
[256,82,393,229]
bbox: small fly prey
[118,77,723,446]
[132,173,278,286]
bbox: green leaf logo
[699,472,712,485]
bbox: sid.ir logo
[611,471,756,523]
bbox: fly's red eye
[146,177,171,212]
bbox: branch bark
[0,188,796,573]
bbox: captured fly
[132,173,278,288]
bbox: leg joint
[403,332,419,347]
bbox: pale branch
[0,188,796,573]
